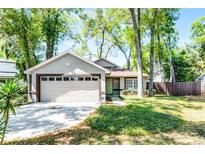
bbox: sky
[176,8,205,46]
[58,8,205,66]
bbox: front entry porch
[106,77,121,96]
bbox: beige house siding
[30,53,106,102]
[120,77,125,89]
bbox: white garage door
[40,76,100,102]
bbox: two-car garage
[25,51,108,103]
[40,75,100,102]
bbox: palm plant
[0,79,22,143]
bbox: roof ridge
[24,51,110,74]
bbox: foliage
[191,17,205,67]
[39,9,82,59]
[0,9,42,79]
[163,49,202,81]
[191,17,205,45]
[0,8,82,79]
[0,79,24,143]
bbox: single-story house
[25,51,148,103]
[0,59,17,80]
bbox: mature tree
[191,16,205,64]
[106,9,133,69]
[191,17,205,45]
[129,8,143,97]
[0,9,42,80]
[40,9,80,59]
[144,8,159,96]
[160,9,180,82]
[82,9,113,59]
[82,9,133,68]
[163,49,202,81]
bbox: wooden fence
[146,81,205,96]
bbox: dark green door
[106,78,112,95]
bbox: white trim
[24,51,110,74]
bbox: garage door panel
[40,79,100,102]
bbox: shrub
[0,79,24,143]
[122,90,130,95]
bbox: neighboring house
[195,73,205,82]
[0,59,17,80]
[25,51,148,103]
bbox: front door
[113,78,120,95]
[106,78,113,95]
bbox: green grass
[86,104,183,136]
[3,95,205,145]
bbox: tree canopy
[0,8,204,86]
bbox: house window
[92,77,98,81]
[63,77,70,81]
[41,77,48,81]
[126,79,133,90]
[78,77,84,81]
[85,77,91,81]
[126,78,138,91]
[70,77,78,81]
[49,77,55,81]
[56,77,62,81]
[134,79,138,90]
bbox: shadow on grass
[177,121,205,138]
[86,105,184,135]
[153,95,186,101]
[125,95,203,111]
[3,127,116,145]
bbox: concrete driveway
[6,101,99,141]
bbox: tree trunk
[4,48,9,59]
[99,29,105,58]
[148,26,155,96]
[129,8,143,98]
[127,58,131,70]
[169,50,175,82]
[104,44,113,59]
[164,37,175,82]
[148,9,158,97]
[46,40,53,60]
[31,49,38,65]
[157,35,164,82]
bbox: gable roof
[24,51,110,74]
[94,58,122,69]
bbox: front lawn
[4,95,205,145]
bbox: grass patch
[86,104,184,135]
